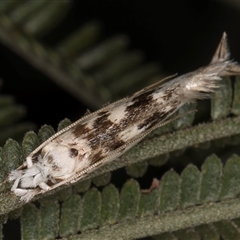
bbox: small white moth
[9,33,240,202]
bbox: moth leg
[11,178,21,191]
[13,188,39,202]
[8,170,23,182]
[38,182,51,190]
[8,170,23,190]
[26,156,33,168]
[33,173,47,187]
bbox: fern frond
[16,154,240,239]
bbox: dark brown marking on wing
[47,155,54,164]
[73,86,181,155]
[69,148,78,158]
[80,90,159,152]
[52,163,60,172]
[162,88,174,101]
[91,150,104,164]
[108,139,125,150]
[171,100,180,108]
[122,89,159,129]
[77,152,88,162]
[41,149,47,158]
[90,139,125,164]
[138,108,175,130]
[162,83,181,101]
[86,111,117,150]
[72,123,91,137]
[125,90,155,112]
[93,111,112,130]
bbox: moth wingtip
[210,32,230,64]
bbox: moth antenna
[210,32,230,64]
[11,178,20,191]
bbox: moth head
[39,141,91,178]
[39,142,77,175]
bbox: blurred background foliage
[1,0,240,239]
[1,0,240,131]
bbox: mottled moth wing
[8,32,240,202]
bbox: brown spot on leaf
[141,178,159,193]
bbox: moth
[9,32,240,202]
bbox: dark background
[1,0,240,130]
